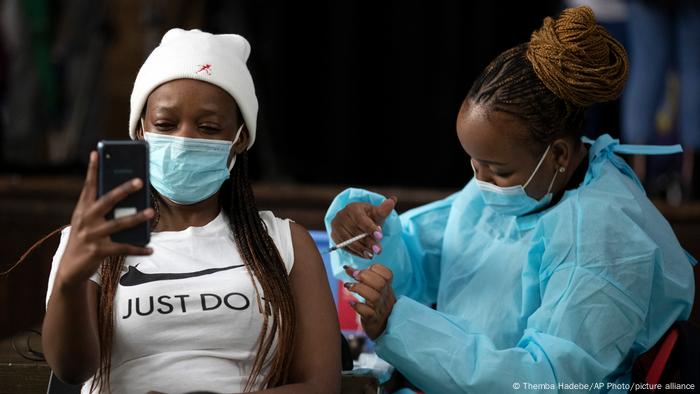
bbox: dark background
[0,0,565,188]
[222,1,561,187]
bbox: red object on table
[338,280,362,332]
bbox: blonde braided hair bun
[526,6,629,107]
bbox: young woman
[326,7,695,394]
[43,29,340,394]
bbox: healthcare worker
[325,7,695,394]
[43,29,340,393]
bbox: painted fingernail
[372,244,381,254]
[352,270,361,280]
[377,225,382,232]
[373,231,383,240]
[349,301,356,307]
[364,251,373,259]
[343,265,350,270]
[343,282,354,290]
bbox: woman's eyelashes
[476,161,513,178]
[154,122,175,131]
[493,169,514,178]
[199,124,222,134]
[151,121,222,134]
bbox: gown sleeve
[324,188,457,305]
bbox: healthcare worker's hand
[343,264,396,340]
[57,151,154,288]
[330,196,397,259]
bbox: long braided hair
[466,6,628,148]
[91,151,296,393]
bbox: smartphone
[97,140,150,246]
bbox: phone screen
[97,140,150,246]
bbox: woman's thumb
[374,196,397,220]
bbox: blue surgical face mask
[471,145,559,216]
[143,122,244,205]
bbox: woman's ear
[136,113,147,140]
[233,125,250,154]
[135,121,144,140]
[551,138,572,172]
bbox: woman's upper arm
[286,222,341,394]
[42,275,101,384]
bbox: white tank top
[46,210,294,394]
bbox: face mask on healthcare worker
[471,145,561,216]
[143,121,245,205]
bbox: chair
[630,321,700,393]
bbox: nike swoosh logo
[119,264,245,286]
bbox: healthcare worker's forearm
[42,276,100,385]
[375,297,616,394]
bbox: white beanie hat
[129,28,258,149]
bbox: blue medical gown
[324,135,696,394]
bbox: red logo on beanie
[196,64,212,75]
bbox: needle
[325,233,369,253]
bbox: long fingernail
[343,265,356,276]
[372,244,381,254]
[373,231,383,240]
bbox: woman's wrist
[53,269,91,296]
